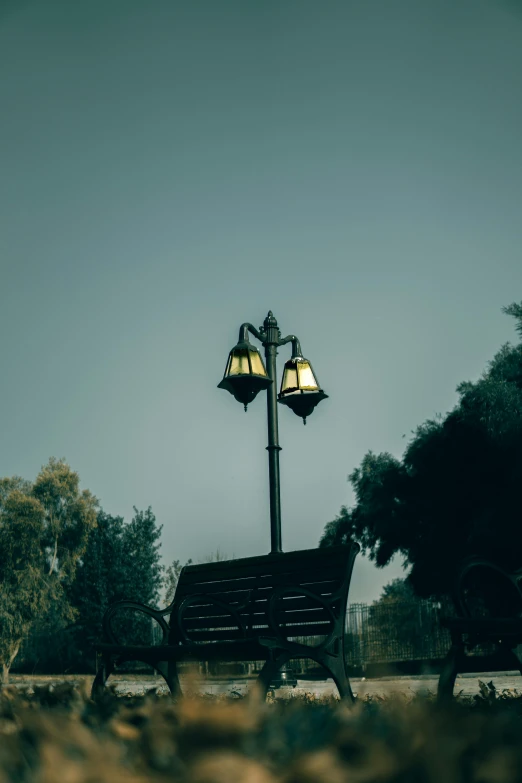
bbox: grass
[1,679,522,782]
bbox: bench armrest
[102,599,171,645]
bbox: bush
[2,680,522,781]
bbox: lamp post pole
[262,311,283,554]
[218,310,328,556]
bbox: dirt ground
[9,671,522,698]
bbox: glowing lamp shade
[278,356,328,424]
[217,339,272,410]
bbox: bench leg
[437,642,464,703]
[155,660,182,699]
[91,653,115,700]
[322,656,355,703]
[438,641,522,703]
[256,653,292,699]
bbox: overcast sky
[1,0,522,603]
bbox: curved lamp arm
[238,323,303,358]
[239,322,266,344]
[279,334,302,358]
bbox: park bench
[437,557,522,701]
[92,542,360,701]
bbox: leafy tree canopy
[164,558,192,605]
[0,459,97,682]
[66,507,164,667]
[320,303,522,598]
[376,578,417,604]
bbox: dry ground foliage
[1,680,522,783]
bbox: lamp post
[218,311,328,554]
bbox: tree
[0,459,97,683]
[320,302,522,598]
[120,507,164,606]
[200,548,231,564]
[63,507,164,671]
[377,578,417,603]
[364,579,446,662]
[164,559,192,605]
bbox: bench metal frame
[92,542,360,701]
[437,558,522,702]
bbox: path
[10,672,522,698]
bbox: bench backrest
[454,558,522,619]
[168,543,360,645]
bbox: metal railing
[14,599,459,675]
[344,600,453,666]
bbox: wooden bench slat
[181,546,348,577]
[180,552,347,585]
[97,635,337,663]
[97,641,266,662]
[179,562,345,587]
[176,591,338,612]
[179,639,303,662]
[444,617,522,633]
[181,607,334,632]
[180,594,341,620]
[181,622,333,643]
[177,597,337,617]
[96,644,184,659]
[177,573,342,597]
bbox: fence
[344,600,453,667]
[14,598,458,676]
[243,598,457,676]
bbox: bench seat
[92,543,360,701]
[437,559,522,702]
[442,617,522,638]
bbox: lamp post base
[269,665,298,689]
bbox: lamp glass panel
[228,349,251,376]
[281,364,299,394]
[296,360,319,390]
[249,349,268,377]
